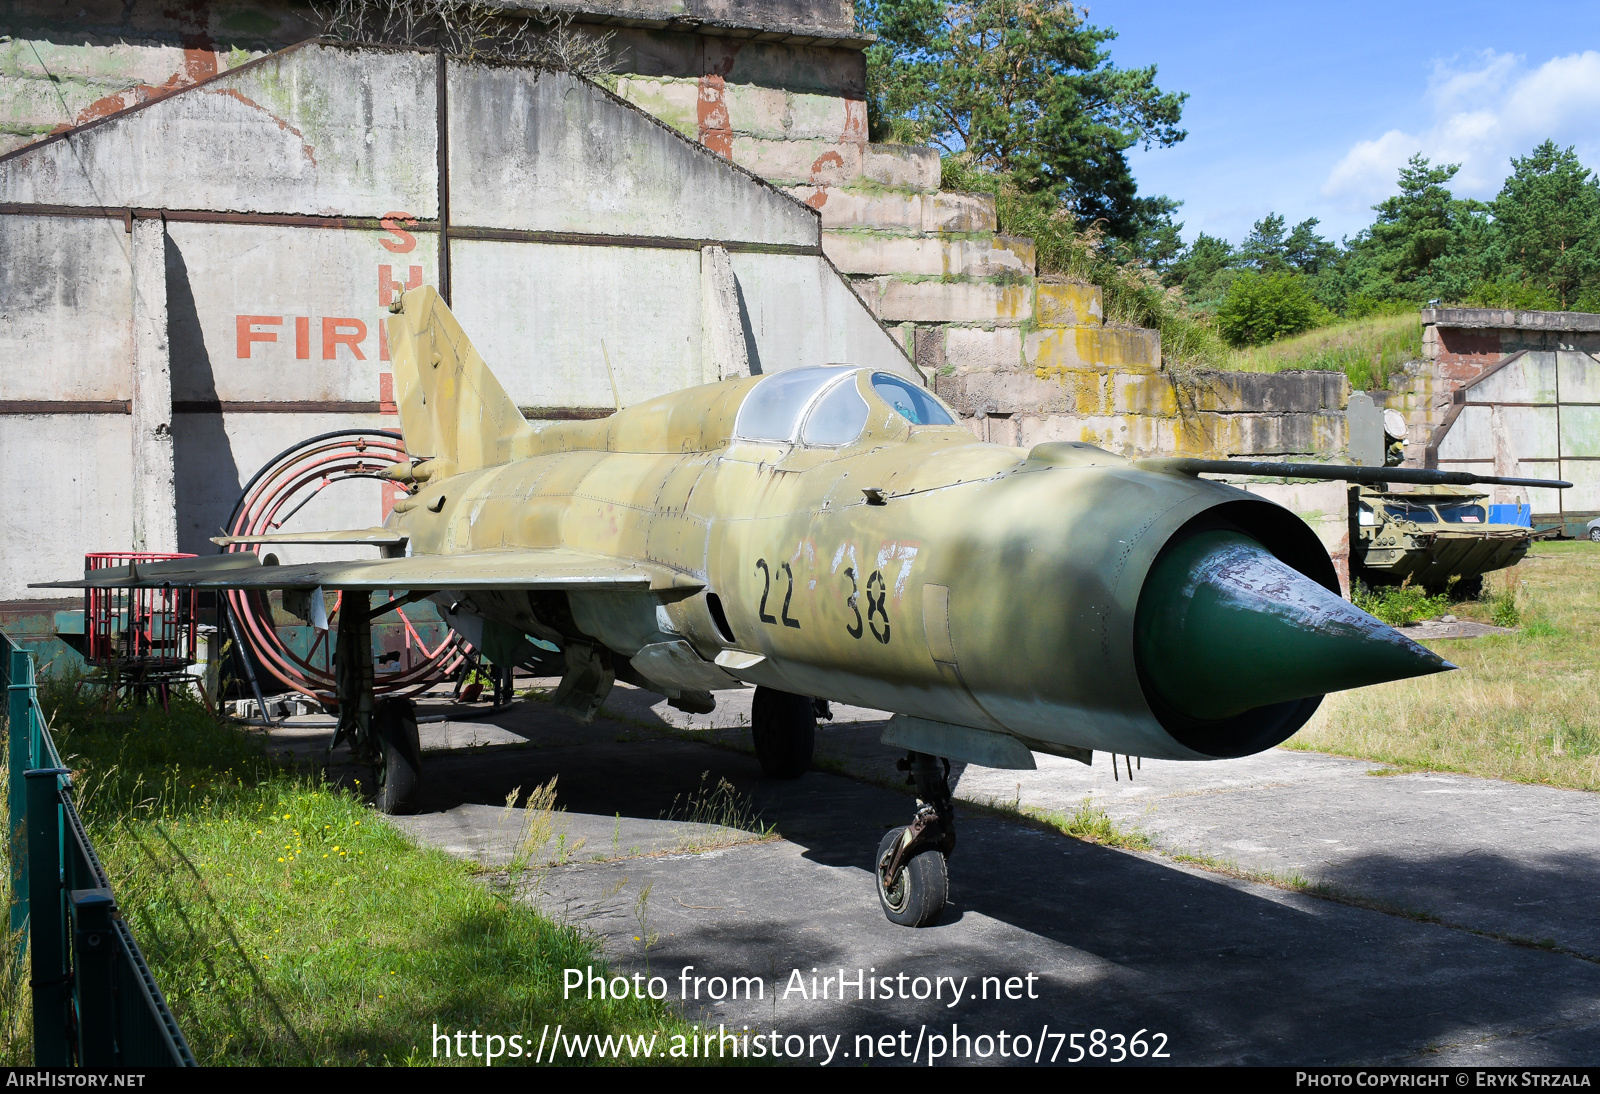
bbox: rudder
[385,286,536,476]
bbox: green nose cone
[1136,530,1454,722]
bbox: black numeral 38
[841,567,890,644]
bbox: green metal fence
[4,633,196,1067]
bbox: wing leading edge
[32,548,703,596]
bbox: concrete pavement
[269,684,1600,1065]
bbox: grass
[1218,312,1423,391]
[1017,798,1153,851]
[19,683,696,1066]
[0,771,29,1066]
[1286,543,1600,791]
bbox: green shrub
[1216,271,1327,347]
[1352,580,1450,626]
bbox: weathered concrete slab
[863,277,1032,324]
[823,231,1033,277]
[729,251,917,376]
[358,686,1600,1065]
[0,215,133,400]
[0,413,134,598]
[633,687,1600,958]
[1398,619,1515,640]
[390,803,760,867]
[448,66,815,246]
[0,43,439,217]
[1033,280,1102,327]
[861,144,940,191]
[1025,327,1160,373]
[791,188,998,234]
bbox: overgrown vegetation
[940,157,1226,370]
[21,685,688,1065]
[663,771,776,853]
[315,0,619,75]
[1350,579,1451,627]
[1221,312,1422,391]
[1289,545,1599,790]
[860,0,1186,242]
[1164,146,1600,330]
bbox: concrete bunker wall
[0,41,915,601]
[1429,349,1600,522]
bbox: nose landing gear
[876,751,955,927]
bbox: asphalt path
[269,685,1600,1066]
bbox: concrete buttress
[700,245,751,382]
[130,216,177,554]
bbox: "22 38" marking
[754,557,892,644]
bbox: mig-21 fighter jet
[40,287,1568,927]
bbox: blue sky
[1087,1,1600,247]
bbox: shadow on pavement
[380,691,1600,1065]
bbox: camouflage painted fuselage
[386,371,1330,762]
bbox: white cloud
[1321,49,1600,210]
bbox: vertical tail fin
[385,286,536,476]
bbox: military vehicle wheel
[876,827,947,927]
[751,687,815,778]
[374,698,422,815]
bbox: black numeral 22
[755,559,801,629]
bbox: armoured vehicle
[1352,485,1534,596]
[41,288,1569,927]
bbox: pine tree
[1237,213,1288,271]
[858,0,1187,241]
[1491,141,1600,310]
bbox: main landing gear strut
[876,751,955,927]
[749,688,954,927]
[330,592,422,814]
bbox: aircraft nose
[1135,529,1454,723]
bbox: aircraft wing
[1135,458,1572,490]
[31,548,703,596]
[211,527,408,548]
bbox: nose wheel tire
[751,686,815,778]
[373,698,422,815]
[876,826,948,927]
